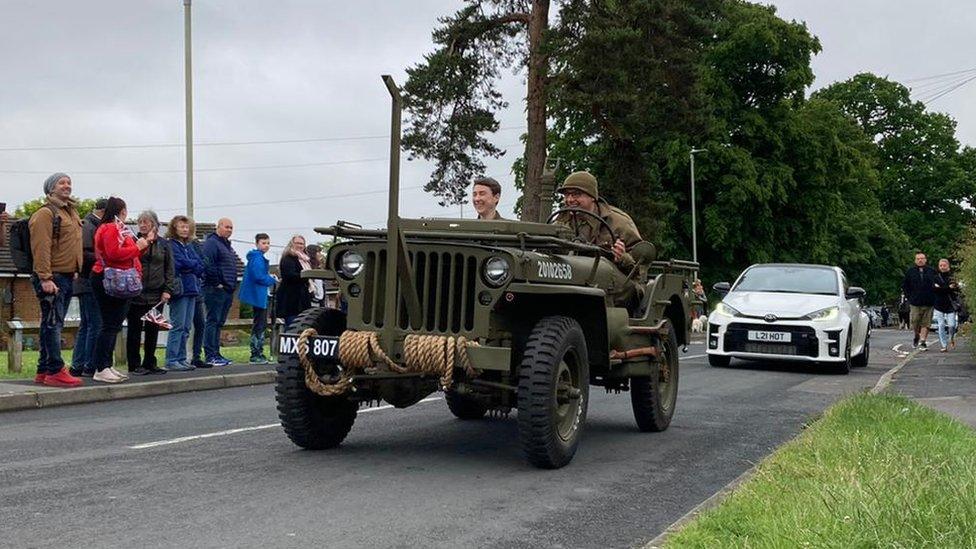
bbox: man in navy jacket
[902,251,938,350]
[202,218,241,366]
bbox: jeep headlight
[483,256,510,287]
[338,250,365,279]
[714,302,740,318]
[805,306,839,322]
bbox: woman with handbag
[126,210,177,375]
[933,258,960,352]
[90,197,150,384]
[164,215,205,370]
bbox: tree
[403,0,551,221]
[15,197,98,219]
[814,73,976,262]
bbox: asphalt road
[0,330,908,549]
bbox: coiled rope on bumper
[296,329,479,396]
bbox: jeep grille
[360,250,478,334]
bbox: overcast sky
[1,0,973,262]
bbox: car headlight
[714,302,740,318]
[483,256,511,287]
[805,306,839,322]
[338,250,365,279]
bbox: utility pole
[184,0,194,218]
[690,148,707,268]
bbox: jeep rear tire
[275,308,358,449]
[445,390,488,420]
[517,316,590,469]
[631,321,679,432]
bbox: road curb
[0,371,275,413]
[644,343,924,548]
[643,464,760,549]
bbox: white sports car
[706,264,870,374]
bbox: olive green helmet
[556,171,598,200]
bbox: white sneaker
[109,367,129,379]
[93,369,124,384]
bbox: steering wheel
[546,208,617,252]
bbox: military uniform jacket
[554,199,642,271]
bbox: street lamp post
[690,148,707,270]
[184,0,194,218]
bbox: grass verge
[0,345,260,380]
[666,393,976,548]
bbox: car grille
[360,249,478,335]
[724,323,819,358]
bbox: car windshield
[733,266,838,296]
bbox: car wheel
[517,315,589,469]
[708,354,731,368]
[852,332,870,368]
[275,308,358,449]
[831,331,852,375]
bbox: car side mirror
[629,241,657,266]
[846,287,866,300]
[713,282,731,295]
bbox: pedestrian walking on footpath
[91,197,149,384]
[164,216,205,370]
[202,218,240,366]
[125,211,176,375]
[275,234,313,328]
[933,258,960,352]
[69,197,106,378]
[239,233,278,364]
[28,173,84,387]
[880,305,890,328]
[902,251,938,350]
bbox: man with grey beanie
[29,173,84,387]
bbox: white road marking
[680,354,707,360]
[128,396,442,450]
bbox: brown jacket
[477,210,506,220]
[554,199,642,270]
[29,196,83,280]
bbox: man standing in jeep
[553,171,644,306]
[471,177,505,220]
[29,173,84,387]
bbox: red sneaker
[34,373,47,384]
[43,368,83,388]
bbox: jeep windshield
[733,266,838,296]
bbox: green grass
[0,345,262,380]
[667,393,976,548]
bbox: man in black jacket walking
[902,251,938,350]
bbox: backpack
[9,204,61,273]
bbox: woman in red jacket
[90,197,150,383]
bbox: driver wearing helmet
[553,171,642,271]
[552,171,645,310]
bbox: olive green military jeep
[275,77,697,469]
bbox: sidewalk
[889,337,976,428]
[0,363,276,413]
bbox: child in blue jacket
[239,233,278,363]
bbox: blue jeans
[165,296,196,365]
[934,310,958,349]
[70,291,102,374]
[203,287,233,361]
[250,307,268,359]
[32,274,73,375]
[191,294,205,362]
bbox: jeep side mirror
[846,286,866,300]
[713,282,731,295]
[629,241,657,266]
